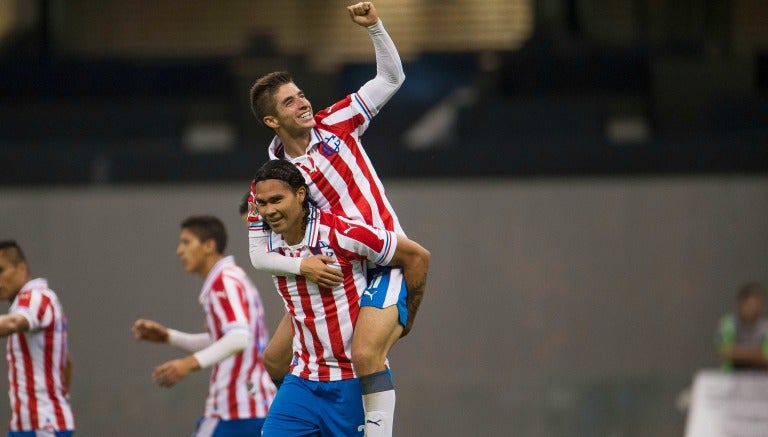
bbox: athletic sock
[360,370,395,437]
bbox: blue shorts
[261,374,364,437]
[192,417,265,437]
[363,266,408,327]
[8,431,73,437]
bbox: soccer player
[251,159,430,436]
[0,240,75,436]
[132,216,276,436]
[248,3,422,433]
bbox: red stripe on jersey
[296,276,329,381]
[18,335,39,429]
[8,339,22,430]
[341,130,396,230]
[318,284,352,379]
[314,95,397,231]
[208,307,223,414]
[276,276,310,377]
[44,318,66,429]
[17,291,32,308]
[211,277,237,324]
[227,348,244,419]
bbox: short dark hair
[738,282,766,301]
[0,240,26,265]
[252,160,315,231]
[180,216,227,254]
[238,190,250,216]
[249,71,294,126]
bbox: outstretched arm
[152,329,251,388]
[350,2,405,113]
[0,313,30,337]
[388,236,430,336]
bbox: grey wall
[0,176,766,436]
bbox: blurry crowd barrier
[684,370,768,436]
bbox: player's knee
[351,341,386,372]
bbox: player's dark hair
[251,160,315,231]
[0,240,26,265]
[180,216,227,254]
[738,282,766,302]
[250,71,294,126]
[238,190,250,216]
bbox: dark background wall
[1,176,766,435]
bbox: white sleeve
[192,328,252,369]
[167,329,212,353]
[357,20,405,114]
[249,231,302,276]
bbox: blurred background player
[0,240,75,437]
[238,190,251,225]
[252,160,430,436]
[716,282,768,370]
[132,216,276,436]
[248,3,421,434]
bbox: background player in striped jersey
[251,159,429,437]
[0,240,75,437]
[248,3,421,434]
[132,216,276,437]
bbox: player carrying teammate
[251,159,429,436]
[248,3,421,435]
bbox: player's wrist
[166,328,177,345]
[366,19,383,32]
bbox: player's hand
[300,255,343,288]
[347,2,379,27]
[132,319,169,343]
[152,356,199,388]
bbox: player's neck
[198,255,223,278]
[279,130,312,159]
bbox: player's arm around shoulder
[0,312,30,337]
[388,235,431,336]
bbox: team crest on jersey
[320,135,341,157]
[310,241,335,258]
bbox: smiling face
[253,179,307,245]
[263,82,316,135]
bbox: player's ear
[296,186,306,203]
[202,238,218,255]
[263,115,279,129]
[17,261,28,277]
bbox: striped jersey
[6,278,74,432]
[249,91,403,236]
[198,256,276,419]
[267,206,398,382]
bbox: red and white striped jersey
[262,91,404,235]
[198,256,276,420]
[6,278,74,432]
[267,206,398,382]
